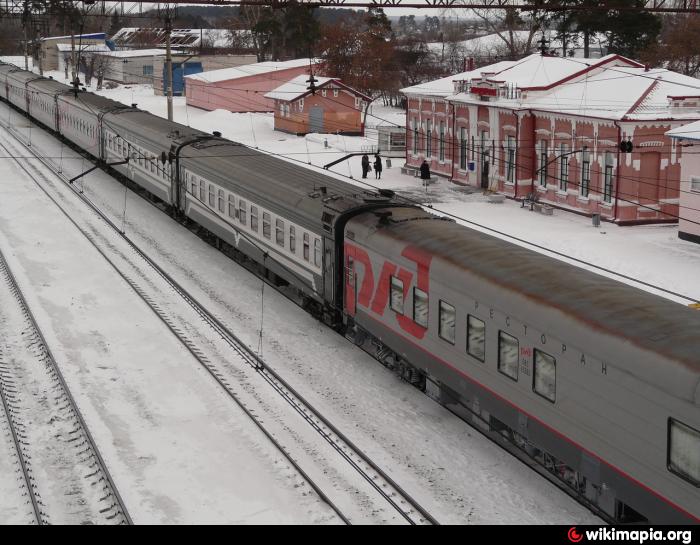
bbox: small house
[265,75,371,135]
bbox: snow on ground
[0,100,602,524]
[0,414,33,524]
[0,119,338,524]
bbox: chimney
[645,64,650,72]
[131,103,138,108]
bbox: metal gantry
[1,0,700,14]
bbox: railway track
[0,357,41,525]
[0,246,131,525]
[0,117,439,524]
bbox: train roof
[179,139,396,227]
[349,206,700,403]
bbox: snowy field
[0,97,604,522]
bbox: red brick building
[265,75,371,135]
[402,54,700,224]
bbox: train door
[345,255,357,316]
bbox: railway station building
[402,54,700,224]
[265,75,371,136]
[667,120,700,243]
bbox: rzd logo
[345,242,432,339]
[568,527,584,543]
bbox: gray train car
[100,107,191,204]
[26,77,67,132]
[175,141,400,308]
[343,206,700,524]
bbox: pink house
[185,59,320,113]
[668,119,700,243]
[402,54,700,224]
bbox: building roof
[41,33,105,42]
[523,65,700,120]
[667,120,700,141]
[264,75,371,102]
[400,60,518,97]
[404,53,700,122]
[111,27,250,50]
[185,58,317,84]
[56,44,111,53]
[100,48,167,58]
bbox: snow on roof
[42,33,105,42]
[523,65,700,120]
[406,53,700,121]
[111,27,250,49]
[56,44,111,53]
[400,60,518,97]
[101,48,167,58]
[264,75,371,102]
[185,58,317,84]
[264,75,333,100]
[667,120,700,140]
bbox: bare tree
[467,7,549,61]
[94,55,115,91]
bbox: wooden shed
[265,75,371,136]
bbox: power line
[3,60,698,302]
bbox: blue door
[165,62,203,96]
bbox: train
[1,61,698,524]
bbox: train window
[668,419,700,487]
[467,315,486,362]
[228,195,235,217]
[263,212,271,239]
[251,206,259,232]
[239,200,247,225]
[533,349,556,402]
[289,226,296,253]
[413,288,428,328]
[498,331,519,381]
[208,185,215,207]
[218,190,224,212]
[438,301,456,344]
[199,179,205,202]
[276,219,284,247]
[390,276,404,314]
[303,233,310,261]
[314,239,321,267]
[150,160,156,174]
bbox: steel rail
[0,125,351,526]
[0,354,42,525]
[0,136,135,525]
[0,111,438,525]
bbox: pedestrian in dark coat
[361,154,370,179]
[420,160,431,180]
[374,154,383,179]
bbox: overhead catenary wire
[2,61,699,303]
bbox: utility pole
[71,31,77,84]
[165,12,174,122]
[22,3,30,71]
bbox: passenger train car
[1,62,698,524]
